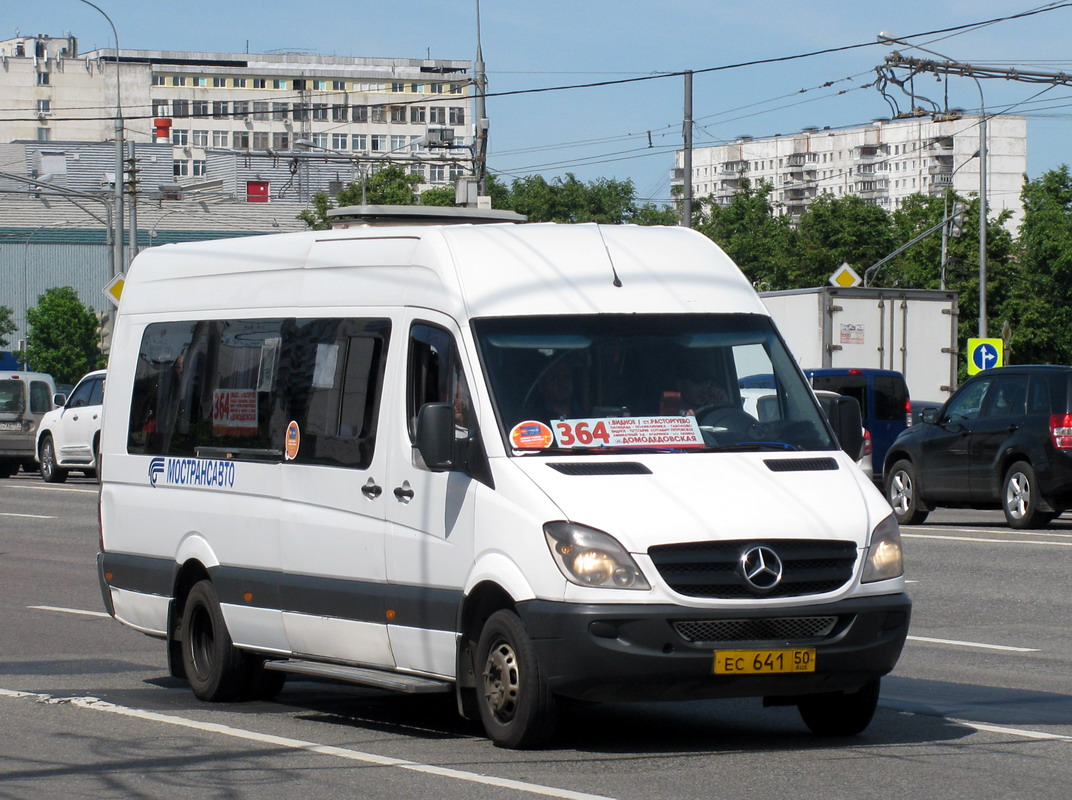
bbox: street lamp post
[77,0,124,278]
[939,151,979,290]
[878,33,988,337]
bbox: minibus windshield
[473,314,838,456]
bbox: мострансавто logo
[148,456,235,488]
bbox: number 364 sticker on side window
[550,416,705,449]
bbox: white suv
[36,369,106,482]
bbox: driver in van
[662,363,729,416]
[524,359,582,422]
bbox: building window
[36,71,49,85]
[429,107,446,124]
[213,77,227,88]
[352,105,368,123]
[37,127,51,141]
[409,163,425,179]
[312,103,328,121]
[370,105,386,123]
[391,106,407,124]
[252,131,270,150]
[429,164,446,183]
[193,160,207,176]
[450,83,463,94]
[431,83,444,94]
[213,130,228,147]
[233,131,250,149]
[253,78,267,89]
[192,100,209,117]
[253,101,269,120]
[272,132,290,150]
[212,101,229,119]
[152,75,166,86]
[351,134,367,152]
[173,160,189,176]
[410,83,424,93]
[272,103,289,120]
[171,129,189,145]
[293,79,306,91]
[37,99,51,114]
[273,79,287,89]
[293,103,309,121]
[193,77,207,87]
[410,106,426,124]
[392,82,406,93]
[313,80,328,91]
[371,134,386,152]
[391,135,406,152]
[192,130,209,146]
[172,76,186,86]
[232,101,250,118]
[333,80,346,91]
[172,100,190,118]
[332,104,348,122]
[449,107,465,125]
[332,133,348,150]
[409,135,424,152]
[312,132,329,148]
[449,163,464,180]
[233,78,247,88]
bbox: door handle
[361,479,382,499]
[393,481,414,502]
[1007,425,1019,433]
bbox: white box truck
[760,287,959,403]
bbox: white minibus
[98,220,909,748]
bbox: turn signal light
[1051,414,1072,449]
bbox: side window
[283,318,390,468]
[944,379,990,422]
[872,375,909,421]
[982,376,1026,418]
[1028,375,1054,415]
[408,324,472,440]
[29,381,52,413]
[67,379,95,409]
[89,377,105,406]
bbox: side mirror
[920,407,939,425]
[414,402,456,472]
[817,393,863,459]
[53,393,67,407]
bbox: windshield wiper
[707,441,802,452]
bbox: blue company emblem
[148,457,166,486]
[147,456,236,489]
[972,342,999,371]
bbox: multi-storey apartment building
[0,33,474,197]
[675,114,1027,228]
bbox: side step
[263,659,451,695]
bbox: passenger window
[30,381,52,413]
[408,324,472,440]
[872,375,909,421]
[944,379,990,422]
[0,380,24,413]
[982,377,1025,418]
[1028,376,1053,414]
[67,379,94,409]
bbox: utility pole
[681,71,693,228]
[473,0,489,198]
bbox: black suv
[883,365,1072,528]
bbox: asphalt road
[2,471,1071,799]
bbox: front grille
[648,539,858,599]
[674,616,838,643]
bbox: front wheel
[475,610,558,749]
[39,435,68,484]
[798,678,880,736]
[1003,461,1053,529]
[180,580,248,702]
[885,460,928,525]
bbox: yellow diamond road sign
[830,263,861,288]
[103,273,125,307]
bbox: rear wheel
[476,610,558,749]
[180,580,248,702]
[39,436,68,484]
[1003,461,1053,529]
[885,460,928,525]
[798,678,881,736]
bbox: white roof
[119,223,766,321]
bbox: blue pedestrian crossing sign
[967,338,1003,375]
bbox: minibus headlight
[862,514,903,583]
[543,522,650,590]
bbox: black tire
[475,609,558,749]
[180,580,248,702]
[1003,460,1053,529]
[39,436,68,484]
[885,459,928,525]
[798,678,881,737]
[243,659,287,701]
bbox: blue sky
[8,1,1072,204]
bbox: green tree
[419,186,457,206]
[24,287,103,384]
[0,305,15,350]
[997,166,1072,364]
[499,173,672,224]
[691,179,796,290]
[794,194,895,287]
[298,165,423,229]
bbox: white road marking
[0,689,617,800]
[907,635,1038,653]
[1,512,57,519]
[0,484,98,494]
[903,533,1072,547]
[952,720,1072,741]
[28,605,110,619]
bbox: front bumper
[517,593,910,702]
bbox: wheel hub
[482,640,520,720]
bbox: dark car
[883,365,1072,529]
